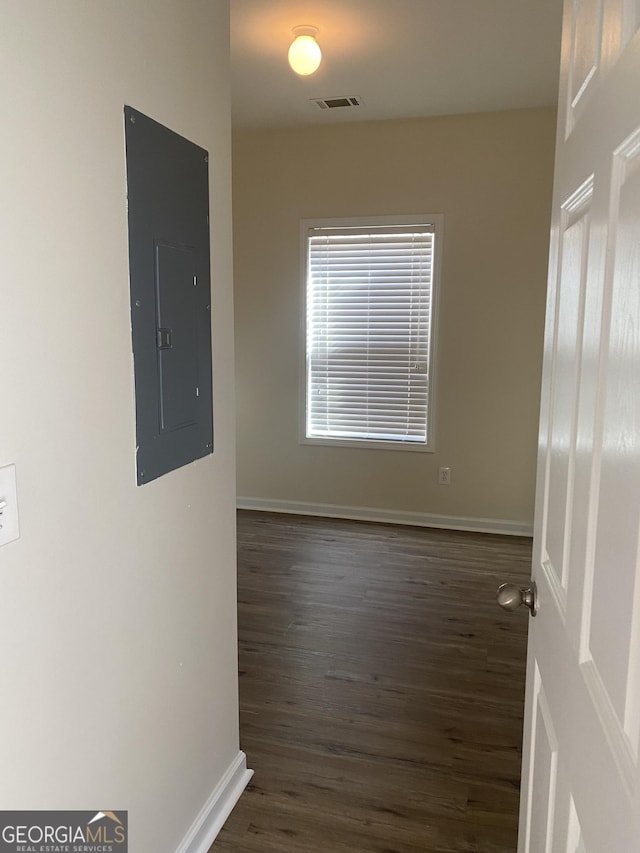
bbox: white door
[518,0,640,849]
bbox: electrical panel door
[124,106,213,485]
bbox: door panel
[542,181,593,604]
[566,0,603,133]
[525,666,559,853]
[566,797,586,853]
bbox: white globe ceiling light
[288,26,322,76]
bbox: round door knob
[496,581,537,617]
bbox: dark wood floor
[213,511,532,853]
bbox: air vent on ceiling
[312,96,363,110]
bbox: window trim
[299,214,443,453]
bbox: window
[302,215,441,450]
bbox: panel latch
[156,327,173,350]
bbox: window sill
[300,436,435,453]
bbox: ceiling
[231,0,563,129]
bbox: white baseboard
[236,497,533,537]
[175,751,253,853]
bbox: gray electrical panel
[124,106,213,485]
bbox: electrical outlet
[0,464,20,547]
[438,466,451,485]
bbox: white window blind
[305,220,436,446]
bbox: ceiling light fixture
[288,26,322,76]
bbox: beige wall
[233,108,556,529]
[0,2,242,851]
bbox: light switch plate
[0,464,20,547]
